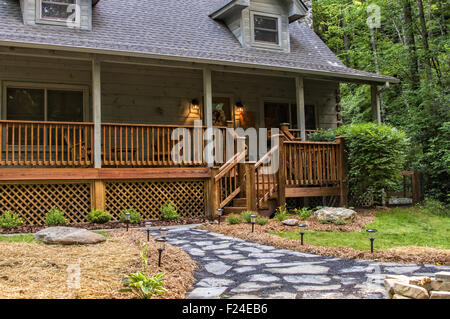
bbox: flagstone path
[149,226,450,299]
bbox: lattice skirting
[0,182,91,225]
[104,180,206,220]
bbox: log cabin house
[0,0,398,224]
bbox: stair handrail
[255,144,279,208]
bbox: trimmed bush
[87,209,112,224]
[160,202,181,220]
[45,208,68,226]
[226,215,242,225]
[335,123,408,206]
[0,211,24,229]
[308,129,336,142]
[120,208,141,224]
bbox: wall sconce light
[191,98,200,113]
[236,101,244,113]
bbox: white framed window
[250,11,282,48]
[36,0,80,27]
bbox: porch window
[252,13,280,46]
[37,0,79,25]
[290,104,317,130]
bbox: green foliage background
[313,0,449,203]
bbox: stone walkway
[149,226,450,299]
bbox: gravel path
[150,226,450,299]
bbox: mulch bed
[0,229,197,299]
[199,222,450,266]
[0,217,207,235]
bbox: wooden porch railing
[283,141,341,186]
[101,123,228,167]
[255,145,279,209]
[287,129,317,140]
[0,120,94,167]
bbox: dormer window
[37,0,79,26]
[250,12,281,48]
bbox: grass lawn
[0,234,35,243]
[274,207,450,250]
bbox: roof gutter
[0,41,400,84]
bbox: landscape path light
[250,214,257,233]
[217,208,224,225]
[145,222,152,242]
[124,212,131,231]
[298,224,307,245]
[156,237,167,267]
[160,227,169,239]
[366,229,377,253]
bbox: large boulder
[34,227,106,245]
[314,207,357,224]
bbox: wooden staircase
[223,193,278,217]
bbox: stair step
[223,207,247,214]
[233,198,246,207]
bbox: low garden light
[145,222,152,241]
[298,224,307,245]
[156,237,167,267]
[124,212,131,231]
[250,214,257,233]
[217,208,224,225]
[366,229,377,253]
[160,227,169,239]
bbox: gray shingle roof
[0,0,397,83]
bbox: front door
[264,102,290,129]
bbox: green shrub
[274,204,288,221]
[160,202,181,220]
[420,198,449,217]
[120,208,141,224]
[45,208,68,226]
[291,207,314,220]
[335,123,408,206]
[0,211,24,229]
[87,209,112,224]
[256,217,269,226]
[240,211,255,223]
[226,215,242,225]
[308,129,336,142]
[120,243,167,299]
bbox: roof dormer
[210,0,308,53]
[20,0,93,30]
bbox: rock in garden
[392,282,429,299]
[392,294,411,299]
[34,227,106,245]
[314,207,357,224]
[282,219,299,226]
[431,280,450,291]
[430,291,450,299]
[435,272,450,282]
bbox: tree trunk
[416,0,432,82]
[402,0,420,89]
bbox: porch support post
[295,76,306,140]
[92,57,102,168]
[206,167,220,219]
[203,68,213,167]
[245,162,257,212]
[337,136,348,207]
[371,84,381,124]
[277,134,286,207]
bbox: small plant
[256,217,269,226]
[240,211,256,223]
[0,211,24,229]
[120,208,141,224]
[334,220,346,225]
[160,202,181,220]
[120,243,167,299]
[292,207,314,220]
[420,198,449,217]
[87,209,112,224]
[274,204,288,221]
[45,208,68,226]
[226,215,242,225]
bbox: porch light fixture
[160,227,169,239]
[298,224,307,246]
[124,212,131,231]
[236,101,244,113]
[366,229,377,253]
[191,98,200,113]
[250,214,257,233]
[156,237,167,267]
[217,208,224,225]
[145,222,152,242]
